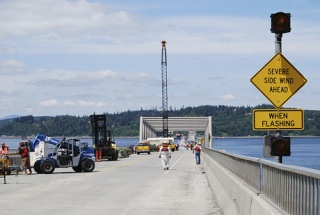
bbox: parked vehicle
[90,114,118,161]
[29,134,60,166]
[31,135,95,174]
[136,142,151,155]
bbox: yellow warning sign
[253,109,304,130]
[251,53,307,108]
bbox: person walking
[158,140,171,170]
[18,142,32,175]
[193,142,204,165]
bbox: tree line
[1,104,320,137]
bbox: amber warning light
[270,12,291,34]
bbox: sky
[0,0,320,118]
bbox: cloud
[1,1,319,57]
[39,99,107,109]
[209,75,226,81]
[77,100,107,107]
[219,94,236,101]
[39,99,58,107]
[78,70,118,81]
[0,0,144,54]
[0,1,319,117]
[0,60,25,74]
[0,96,19,106]
[26,68,153,89]
[124,72,156,83]
[0,1,108,37]
[24,69,119,88]
[63,101,75,107]
[1,45,17,54]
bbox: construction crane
[161,40,169,138]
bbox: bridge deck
[1,149,221,215]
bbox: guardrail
[205,148,320,214]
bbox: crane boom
[161,40,169,137]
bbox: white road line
[163,150,188,175]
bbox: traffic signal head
[270,136,291,156]
[270,12,291,34]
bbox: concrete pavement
[0,149,221,215]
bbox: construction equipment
[0,154,22,183]
[0,156,11,175]
[0,156,12,184]
[29,134,60,166]
[31,134,95,174]
[90,114,118,161]
[161,40,169,138]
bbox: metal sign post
[273,33,282,163]
[275,33,282,54]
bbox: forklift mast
[90,114,118,161]
[90,114,109,148]
[107,130,115,144]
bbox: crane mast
[161,40,169,138]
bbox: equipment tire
[111,151,116,161]
[34,160,43,174]
[40,160,55,174]
[112,150,118,160]
[72,166,82,172]
[81,159,95,172]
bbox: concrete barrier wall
[203,153,283,215]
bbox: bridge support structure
[139,116,212,147]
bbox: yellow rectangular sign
[253,109,304,130]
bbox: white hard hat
[163,140,168,144]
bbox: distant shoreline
[1,135,319,139]
[0,136,139,139]
[213,136,320,138]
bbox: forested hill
[1,104,320,137]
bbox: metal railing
[205,148,320,215]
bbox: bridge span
[2,146,319,214]
[2,149,220,215]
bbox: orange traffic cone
[99,150,102,161]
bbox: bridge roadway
[1,149,221,215]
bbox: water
[0,137,139,150]
[2,136,320,170]
[212,137,320,170]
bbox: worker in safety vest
[18,142,32,175]
[0,143,9,157]
[158,140,171,170]
[193,142,204,165]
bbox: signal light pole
[269,12,292,163]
